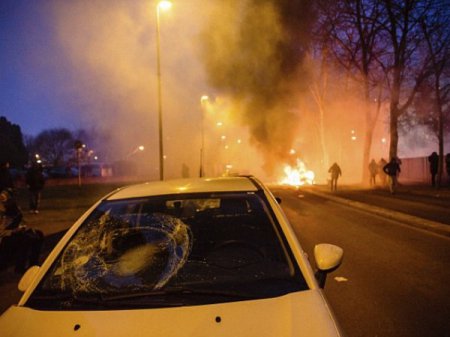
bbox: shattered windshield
[28,191,307,310]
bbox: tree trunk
[437,85,444,188]
[319,103,329,172]
[362,125,373,184]
[389,106,399,161]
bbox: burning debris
[280,158,315,187]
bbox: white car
[0,176,344,337]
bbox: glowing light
[351,136,357,141]
[280,158,315,187]
[158,0,172,11]
[216,122,223,127]
[200,95,209,103]
[237,139,242,144]
[138,145,145,151]
[381,138,387,144]
[221,135,226,140]
[289,149,296,155]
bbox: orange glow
[280,158,315,187]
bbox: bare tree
[32,129,74,167]
[316,0,387,183]
[378,0,433,161]
[0,116,28,167]
[418,1,450,186]
[309,47,331,172]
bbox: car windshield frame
[27,190,308,310]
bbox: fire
[280,159,315,187]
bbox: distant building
[81,163,113,177]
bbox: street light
[74,140,84,187]
[199,95,209,177]
[126,145,145,159]
[156,0,172,181]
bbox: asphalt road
[273,187,450,337]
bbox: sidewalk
[303,183,450,238]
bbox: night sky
[1,0,84,136]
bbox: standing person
[446,153,450,185]
[394,157,402,183]
[25,163,45,214]
[428,152,439,187]
[0,161,14,192]
[328,162,342,192]
[378,158,388,187]
[0,188,44,273]
[368,159,378,187]
[383,158,401,194]
[0,188,22,230]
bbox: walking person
[383,158,401,194]
[368,159,378,187]
[25,163,45,214]
[446,153,450,185]
[428,152,439,187]
[378,158,388,187]
[328,162,342,192]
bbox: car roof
[106,176,260,200]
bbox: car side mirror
[18,265,40,292]
[314,244,343,288]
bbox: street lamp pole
[199,95,208,177]
[156,1,171,181]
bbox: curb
[305,189,450,238]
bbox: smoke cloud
[199,0,314,174]
[49,0,393,182]
[51,0,214,179]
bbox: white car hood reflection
[0,290,342,337]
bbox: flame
[280,159,315,187]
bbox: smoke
[199,0,314,174]
[51,0,213,179]
[49,0,322,180]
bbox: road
[273,187,450,337]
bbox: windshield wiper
[102,287,256,302]
[28,292,181,309]
[30,291,107,303]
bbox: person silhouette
[383,158,401,194]
[328,163,342,192]
[368,159,378,187]
[428,152,439,187]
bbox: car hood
[0,290,343,337]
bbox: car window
[28,192,308,309]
